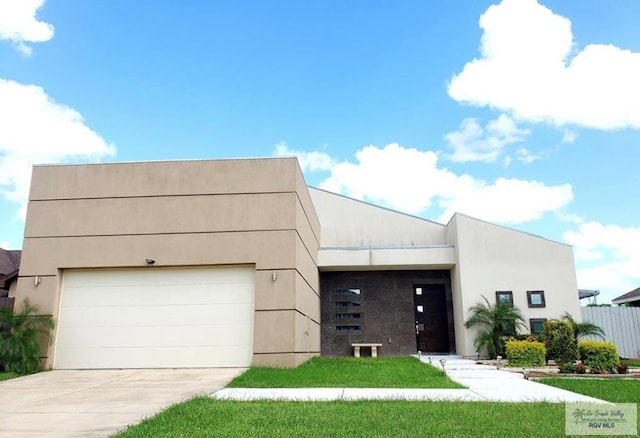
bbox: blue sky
[0,0,638,304]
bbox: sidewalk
[211,355,607,403]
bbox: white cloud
[513,148,541,164]
[448,0,640,130]
[444,114,530,163]
[0,79,115,218]
[0,0,54,56]
[564,222,640,302]
[562,129,577,143]
[316,142,572,223]
[273,141,335,172]
[0,241,9,250]
[435,176,572,224]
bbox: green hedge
[542,320,578,364]
[506,340,546,367]
[578,341,618,373]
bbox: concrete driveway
[0,368,244,438]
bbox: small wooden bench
[352,343,383,358]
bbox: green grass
[114,398,566,438]
[113,374,640,438]
[538,377,640,403]
[622,358,640,367]
[227,356,463,388]
[0,372,18,381]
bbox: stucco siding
[17,158,321,368]
[451,214,580,357]
[309,187,446,248]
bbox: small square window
[495,291,513,307]
[502,322,516,336]
[415,287,423,296]
[527,291,546,308]
[530,318,547,334]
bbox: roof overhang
[0,269,18,290]
[318,245,456,271]
[612,296,640,305]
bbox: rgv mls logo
[566,403,637,435]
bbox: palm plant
[464,295,526,358]
[0,298,54,375]
[561,312,605,340]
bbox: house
[578,289,599,305]
[612,287,640,307]
[0,248,21,309]
[10,158,581,369]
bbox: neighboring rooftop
[0,248,21,291]
[612,287,640,306]
[578,289,599,300]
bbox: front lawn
[538,377,640,403]
[114,399,565,438]
[0,372,18,381]
[113,364,640,437]
[227,356,463,388]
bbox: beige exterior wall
[16,157,581,365]
[7,280,18,299]
[309,188,446,248]
[447,214,581,357]
[16,158,320,368]
[312,189,581,359]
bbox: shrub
[559,363,576,374]
[578,341,618,373]
[574,362,586,374]
[616,363,629,374]
[542,320,578,364]
[510,334,542,343]
[0,299,54,375]
[464,296,526,359]
[506,340,545,367]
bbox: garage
[54,266,255,369]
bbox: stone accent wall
[320,270,455,357]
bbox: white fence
[581,307,640,359]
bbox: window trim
[527,290,546,308]
[529,318,547,334]
[495,291,514,307]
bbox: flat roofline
[32,156,299,168]
[319,244,455,251]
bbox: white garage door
[55,266,255,369]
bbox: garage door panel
[54,345,252,369]
[59,303,254,328]
[55,267,255,369]
[61,282,254,307]
[56,323,252,349]
[63,267,253,288]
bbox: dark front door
[414,284,449,353]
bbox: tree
[464,296,526,359]
[0,298,55,375]
[561,312,605,341]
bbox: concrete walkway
[212,356,607,403]
[0,368,244,438]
